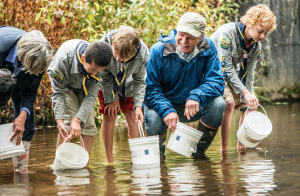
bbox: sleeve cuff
[186,95,200,103]
[133,102,143,111]
[162,108,177,119]
[76,114,87,124]
[54,114,65,121]
[20,108,30,119]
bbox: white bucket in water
[128,120,160,165]
[237,104,272,148]
[167,122,203,157]
[0,123,25,160]
[53,135,89,170]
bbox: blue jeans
[144,96,225,156]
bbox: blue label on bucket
[176,135,181,141]
[144,149,149,155]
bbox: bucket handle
[0,132,15,152]
[178,125,197,154]
[245,104,267,117]
[244,104,268,126]
[59,135,85,155]
[137,120,146,143]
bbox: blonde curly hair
[241,4,276,32]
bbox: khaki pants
[64,91,98,136]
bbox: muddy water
[0,103,299,195]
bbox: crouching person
[47,40,112,165]
[144,13,226,158]
[98,26,149,163]
[0,26,53,173]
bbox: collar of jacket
[233,24,257,50]
[160,29,211,58]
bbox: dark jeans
[144,96,226,156]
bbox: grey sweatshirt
[47,39,101,124]
[210,23,261,103]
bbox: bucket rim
[0,147,25,152]
[176,122,203,138]
[0,149,25,158]
[128,140,159,145]
[128,135,159,141]
[128,137,159,142]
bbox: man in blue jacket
[144,12,226,157]
[0,26,53,173]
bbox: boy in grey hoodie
[98,26,149,162]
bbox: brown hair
[112,26,140,60]
[241,4,276,32]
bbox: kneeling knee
[212,96,226,111]
[225,101,235,112]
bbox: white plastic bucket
[53,135,89,170]
[0,123,26,160]
[237,104,272,148]
[167,122,203,157]
[128,121,160,165]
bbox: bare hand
[164,112,179,133]
[184,100,200,120]
[242,89,258,109]
[56,119,69,140]
[11,110,27,145]
[104,100,120,118]
[135,106,144,124]
[70,117,82,139]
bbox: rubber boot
[192,122,218,158]
[159,131,167,155]
[12,141,31,174]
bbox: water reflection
[0,103,299,195]
[219,153,238,195]
[103,165,117,196]
[53,168,90,186]
[53,168,90,195]
[238,150,276,195]
[130,163,162,194]
[0,172,32,196]
[168,162,205,195]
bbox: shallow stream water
[0,103,299,195]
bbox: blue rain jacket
[144,30,225,118]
